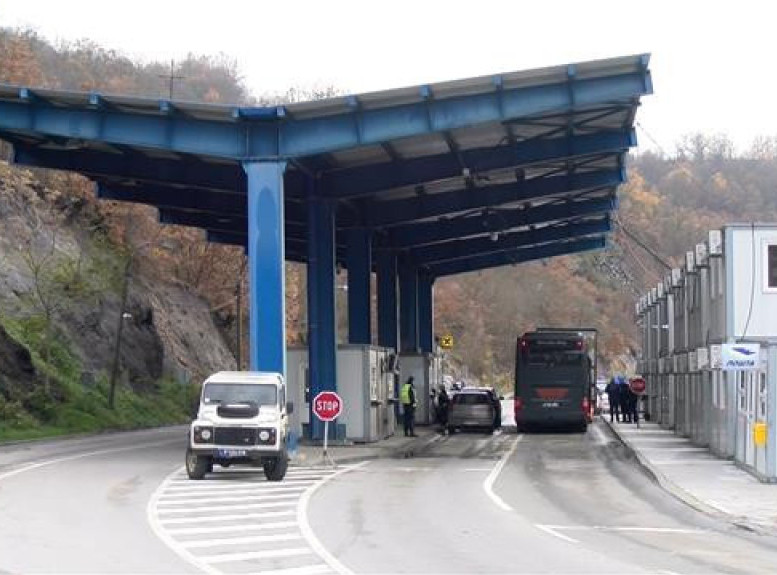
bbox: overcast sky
[1,0,774,154]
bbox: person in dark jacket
[400,376,417,437]
[617,375,632,423]
[436,385,450,432]
[604,377,621,422]
[625,382,639,424]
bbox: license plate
[217,449,247,458]
[542,402,560,408]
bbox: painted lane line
[157,500,297,514]
[159,510,296,525]
[157,493,300,506]
[243,564,332,575]
[483,435,523,512]
[147,466,222,575]
[200,548,314,564]
[166,521,298,536]
[462,468,493,472]
[298,462,370,575]
[160,487,308,499]
[535,524,580,544]
[591,424,609,445]
[181,532,303,549]
[0,438,179,482]
[164,481,317,492]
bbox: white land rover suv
[186,371,292,481]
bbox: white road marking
[157,493,300,506]
[535,524,580,544]
[462,468,493,472]
[245,564,332,575]
[161,486,309,497]
[182,533,303,549]
[159,510,296,525]
[166,521,297,536]
[482,435,523,512]
[201,548,314,564]
[298,462,370,575]
[150,462,365,575]
[157,500,297,514]
[0,438,179,482]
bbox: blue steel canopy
[0,54,651,276]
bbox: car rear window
[453,393,490,405]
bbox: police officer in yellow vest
[400,376,417,437]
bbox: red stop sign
[629,377,646,395]
[313,391,343,422]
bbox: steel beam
[427,236,606,278]
[364,168,623,229]
[399,265,419,353]
[346,229,372,345]
[417,273,435,354]
[376,251,399,350]
[0,66,650,160]
[389,195,614,249]
[324,131,634,200]
[243,162,287,374]
[306,192,338,440]
[408,216,611,265]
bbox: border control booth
[0,55,651,442]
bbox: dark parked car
[448,388,501,433]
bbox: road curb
[601,417,777,537]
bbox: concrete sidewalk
[603,417,777,535]
[290,425,443,467]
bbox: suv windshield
[202,383,277,406]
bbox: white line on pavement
[161,486,309,497]
[157,493,300,506]
[157,500,297,514]
[165,481,317,491]
[0,438,179,482]
[159,510,296,525]
[166,521,298,536]
[298,462,370,575]
[181,532,303,549]
[482,435,523,512]
[535,524,580,544]
[242,564,332,575]
[201,548,314,564]
[591,424,609,445]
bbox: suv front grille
[214,427,258,446]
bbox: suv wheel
[263,451,289,481]
[185,448,211,480]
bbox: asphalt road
[3,422,777,574]
[309,422,777,574]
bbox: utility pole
[235,278,242,370]
[159,59,185,100]
[109,257,132,409]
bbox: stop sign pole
[313,391,343,465]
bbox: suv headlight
[193,426,214,444]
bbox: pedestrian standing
[626,381,639,424]
[436,385,450,432]
[400,376,417,437]
[617,375,631,423]
[604,377,621,422]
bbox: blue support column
[399,265,419,353]
[377,251,398,350]
[306,184,338,440]
[347,228,372,344]
[242,162,286,374]
[418,273,435,354]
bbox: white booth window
[763,241,777,292]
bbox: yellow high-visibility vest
[400,383,413,405]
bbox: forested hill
[2,27,777,431]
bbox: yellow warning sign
[753,421,767,447]
[440,334,454,349]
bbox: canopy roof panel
[0,54,651,276]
